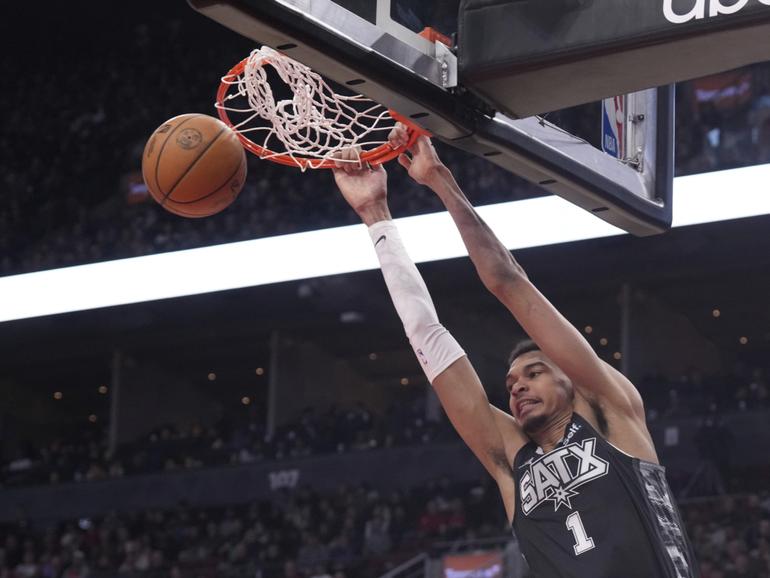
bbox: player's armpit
[490,405,529,467]
[497,275,644,419]
[431,356,522,484]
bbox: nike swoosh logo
[375,235,387,247]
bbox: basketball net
[216,47,422,171]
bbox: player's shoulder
[589,361,647,420]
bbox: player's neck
[530,410,573,453]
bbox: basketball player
[332,127,697,577]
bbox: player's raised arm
[390,129,645,421]
[331,151,526,521]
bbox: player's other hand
[389,123,446,187]
[332,147,389,221]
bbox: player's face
[505,351,574,434]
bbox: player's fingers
[332,149,352,173]
[412,135,437,161]
[397,153,412,171]
[388,124,409,149]
[352,146,366,172]
[332,149,348,171]
[341,147,360,173]
[331,150,345,169]
[411,134,432,154]
[387,127,398,148]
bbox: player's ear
[560,378,575,401]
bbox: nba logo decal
[602,95,626,160]
[176,128,204,150]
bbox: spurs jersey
[512,413,696,578]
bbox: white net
[217,47,400,170]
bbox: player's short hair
[507,339,540,366]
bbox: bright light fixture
[1,164,769,323]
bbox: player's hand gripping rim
[389,123,446,187]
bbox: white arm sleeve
[368,220,465,383]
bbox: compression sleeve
[368,220,465,383]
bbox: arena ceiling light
[1,163,769,323]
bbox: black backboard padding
[459,0,770,117]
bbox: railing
[379,552,430,578]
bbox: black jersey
[512,413,696,578]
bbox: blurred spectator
[681,415,736,497]
[363,506,392,556]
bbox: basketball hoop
[216,47,425,171]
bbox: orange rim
[216,57,427,170]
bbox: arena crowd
[1,480,769,577]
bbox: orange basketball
[142,114,247,218]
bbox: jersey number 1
[566,511,595,555]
